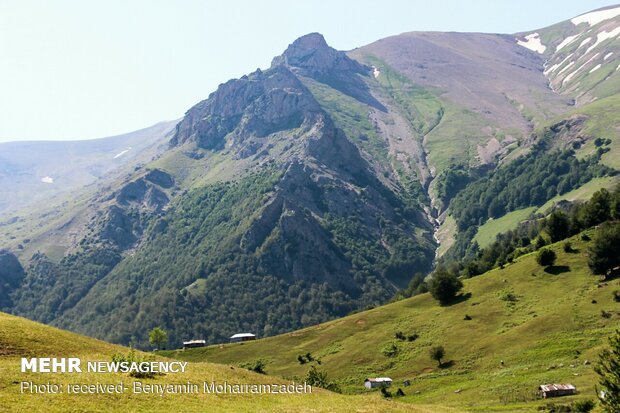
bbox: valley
[0,8,619,407]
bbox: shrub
[536,248,556,267]
[382,344,399,357]
[563,241,574,253]
[573,399,595,412]
[427,268,463,304]
[429,345,445,366]
[380,387,392,398]
[305,366,341,392]
[242,359,266,374]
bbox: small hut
[364,377,392,389]
[183,339,206,349]
[229,333,256,343]
[538,384,576,398]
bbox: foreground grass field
[161,232,620,412]
[0,313,454,412]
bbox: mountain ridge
[1,6,619,351]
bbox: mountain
[1,7,619,349]
[0,121,176,215]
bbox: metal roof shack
[364,377,393,389]
[538,383,576,398]
[183,339,206,349]
[229,333,256,343]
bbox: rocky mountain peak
[272,32,367,77]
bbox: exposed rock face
[272,33,385,110]
[171,65,321,150]
[0,250,25,308]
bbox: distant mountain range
[1,5,619,347]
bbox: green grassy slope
[0,313,452,413]
[161,232,620,412]
[471,176,619,249]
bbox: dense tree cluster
[454,186,620,278]
[450,148,612,233]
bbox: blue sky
[0,0,616,142]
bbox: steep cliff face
[170,65,321,151]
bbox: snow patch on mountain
[556,34,580,52]
[562,53,601,86]
[589,64,602,73]
[571,6,620,26]
[113,148,132,159]
[41,176,54,184]
[517,32,546,53]
[605,52,614,60]
[585,27,620,55]
[372,66,380,78]
[578,37,592,48]
[558,61,575,75]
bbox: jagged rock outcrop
[272,33,385,110]
[170,65,321,150]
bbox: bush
[305,366,341,392]
[382,343,399,357]
[536,248,557,267]
[429,345,445,366]
[427,268,463,304]
[573,399,595,412]
[563,241,574,253]
[380,387,392,398]
[242,359,266,374]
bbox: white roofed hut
[229,333,256,343]
[538,384,577,398]
[183,339,206,349]
[364,377,393,389]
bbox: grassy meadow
[160,232,620,412]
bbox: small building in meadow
[182,339,206,349]
[229,333,256,343]
[538,383,576,398]
[364,377,393,389]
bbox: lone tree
[429,345,445,367]
[595,330,620,412]
[536,248,556,267]
[427,268,463,305]
[148,327,168,350]
[588,222,620,278]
